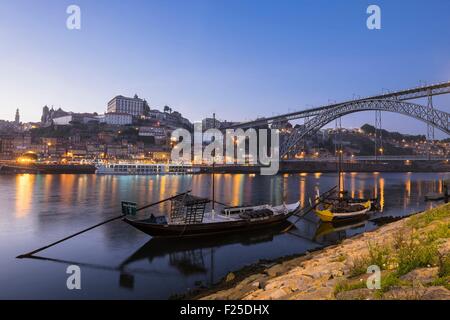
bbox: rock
[400,267,439,285]
[336,288,375,300]
[383,286,427,300]
[239,274,262,286]
[295,275,315,291]
[289,287,334,300]
[438,239,450,256]
[421,286,450,300]
[225,272,236,282]
[269,289,288,300]
[384,285,450,300]
[264,279,284,291]
[265,264,287,277]
[303,262,344,279]
[226,284,258,300]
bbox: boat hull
[315,201,372,223]
[124,213,292,238]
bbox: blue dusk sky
[0,0,449,138]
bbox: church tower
[15,108,20,124]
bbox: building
[202,117,222,130]
[105,112,133,125]
[41,106,70,126]
[52,114,103,126]
[106,144,129,158]
[139,126,167,144]
[0,135,14,159]
[107,94,149,117]
[139,126,166,137]
[0,133,32,159]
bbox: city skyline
[1,0,450,138]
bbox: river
[0,172,448,299]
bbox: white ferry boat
[96,163,200,175]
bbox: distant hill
[361,124,426,142]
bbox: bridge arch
[280,99,450,157]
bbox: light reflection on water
[0,172,448,299]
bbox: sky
[0,0,449,138]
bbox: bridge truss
[224,81,450,158]
[280,99,449,157]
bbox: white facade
[105,113,133,125]
[138,126,166,137]
[53,114,104,125]
[107,95,146,116]
[53,115,73,125]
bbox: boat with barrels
[121,193,300,238]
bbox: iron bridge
[223,81,450,158]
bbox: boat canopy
[170,194,210,224]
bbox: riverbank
[0,163,96,174]
[194,203,450,300]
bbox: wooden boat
[314,140,374,223]
[315,200,372,222]
[122,193,300,238]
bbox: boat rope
[16,214,125,259]
[17,191,193,259]
[282,186,337,233]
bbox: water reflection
[314,220,367,243]
[15,174,35,217]
[3,172,450,299]
[118,221,295,288]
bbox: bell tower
[15,108,20,124]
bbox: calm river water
[0,172,448,299]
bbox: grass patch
[334,280,367,295]
[368,242,391,270]
[338,204,450,300]
[407,203,450,229]
[349,255,370,277]
[395,235,438,276]
[373,272,412,299]
[425,222,450,243]
[348,242,391,278]
[380,272,401,292]
[430,276,450,290]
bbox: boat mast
[336,117,343,199]
[212,113,216,216]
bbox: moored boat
[96,162,200,175]
[122,193,300,238]
[315,200,372,222]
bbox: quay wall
[199,160,450,173]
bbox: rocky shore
[196,203,450,300]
